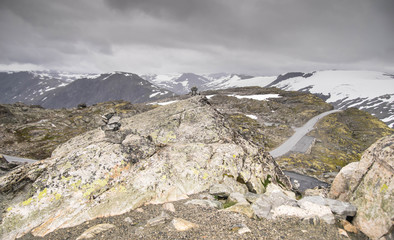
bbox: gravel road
[269,110,341,158]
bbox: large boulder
[298,196,356,219]
[329,134,394,240]
[0,96,290,239]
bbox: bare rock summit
[0,96,290,239]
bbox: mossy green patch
[223,201,237,209]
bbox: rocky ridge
[0,101,155,159]
[0,96,291,239]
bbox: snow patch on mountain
[271,70,394,127]
[272,70,393,102]
[206,74,276,89]
[229,94,281,101]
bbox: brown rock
[76,224,115,240]
[341,219,358,234]
[223,203,254,218]
[171,218,199,231]
[338,228,349,238]
[328,161,359,201]
[330,134,394,240]
[163,202,176,212]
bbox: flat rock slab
[298,196,357,218]
[76,224,115,240]
[171,218,199,231]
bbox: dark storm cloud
[0,0,393,74]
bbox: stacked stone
[101,112,121,131]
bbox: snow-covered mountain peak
[270,70,394,127]
[272,70,394,102]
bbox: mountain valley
[0,71,393,240]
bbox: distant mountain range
[142,73,276,94]
[0,71,174,108]
[0,70,392,127]
[144,70,394,128]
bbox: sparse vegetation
[276,108,394,177]
[205,87,332,150]
[0,101,155,159]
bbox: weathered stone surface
[330,135,394,240]
[299,201,335,224]
[233,223,251,235]
[298,196,356,218]
[221,175,249,194]
[272,205,310,219]
[265,184,296,201]
[163,202,176,212]
[209,184,232,198]
[0,97,290,240]
[0,155,22,177]
[245,192,260,203]
[124,217,137,225]
[251,198,272,219]
[198,193,215,201]
[76,224,115,240]
[329,162,359,201]
[146,211,171,227]
[338,228,349,238]
[304,187,327,197]
[171,218,198,231]
[341,219,358,234]
[107,116,121,125]
[185,199,223,209]
[264,186,298,209]
[223,203,254,218]
[227,192,248,205]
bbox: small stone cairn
[101,111,121,131]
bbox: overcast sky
[0,0,393,75]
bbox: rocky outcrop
[0,96,290,239]
[0,155,22,177]
[202,183,355,226]
[329,134,394,240]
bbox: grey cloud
[0,0,393,74]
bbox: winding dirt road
[269,109,341,158]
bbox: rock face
[329,134,394,240]
[0,155,21,177]
[0,96,290,239]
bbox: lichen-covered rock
[298,201,335,225]
[0,96,290,239]
[222,203,254,218]
[329,134,394,240]
[298,196,356,219]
